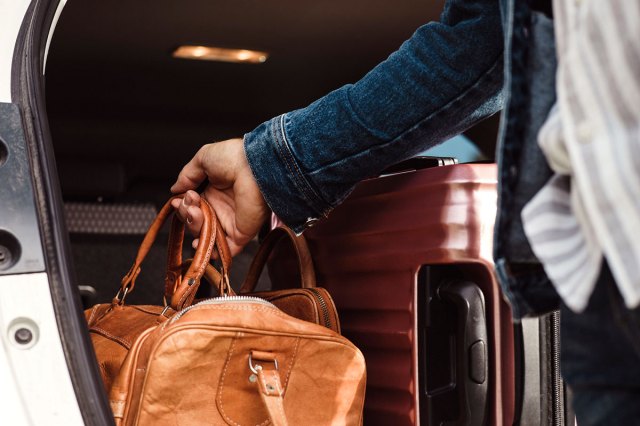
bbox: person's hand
[170,138,270,256]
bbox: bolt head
[14,328,33,345]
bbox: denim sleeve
[244,0,504,233]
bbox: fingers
[194,237,246,257]
[171,190,204,237]
[174,191,226,260]
[226,237,248,258]
[176,191,252,258]
[169,138,267,260]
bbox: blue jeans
[561,263,640,425]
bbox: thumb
[171,145,210,193]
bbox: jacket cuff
[244,114,330,234]
[494,258,561,320]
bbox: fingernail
[186,214,193,225]
[182,197,189,207]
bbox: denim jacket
[244,0,560,319]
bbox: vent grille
[64,203,156,235]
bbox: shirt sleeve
[244,0,504,233]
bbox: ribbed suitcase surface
[269,163,516,425]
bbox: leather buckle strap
[249,351,289,426]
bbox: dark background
[45,0,498,202]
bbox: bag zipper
[550,310,564,426]
[171,296,277,324]
[307,288,332,329]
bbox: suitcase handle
[438,281,488,426]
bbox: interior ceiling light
[172,45,269,64]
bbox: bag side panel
[131,318,365,425]
[86,303,170,392]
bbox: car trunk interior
[44,0,498,304]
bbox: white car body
[0,1,99,424]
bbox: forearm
[245,0,504,232]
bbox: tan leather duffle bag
[108,286,366,425]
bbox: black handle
[439,281,488,426]
[423,279,488,426]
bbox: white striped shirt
[522,0,640,312]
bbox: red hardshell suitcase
[269,159,518,425]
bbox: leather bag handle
[116,195,231,311]
[164,206,233,307]
[178,259,237,299]
[167,199,233,310]
[239,226,315,294]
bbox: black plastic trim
[418,265,489,426]
[11,0,114,424]
[0,103,45,274]
[514,317,543,425]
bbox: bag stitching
[90,327,132,348]
[165,217,180,297]
[282,337,299,391]
[178,216,215,309]
[216,333,243,426]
